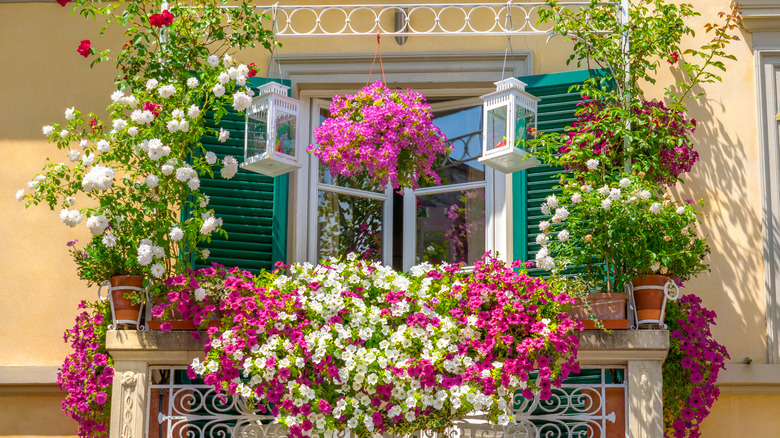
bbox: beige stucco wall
[0,0,775,436]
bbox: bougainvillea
[308,81,450,190]
[57,300,113,438]
[663,294,728,438]
[188,254,580,438]
[557,99,699,186]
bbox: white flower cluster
[199,212,223,235]
[141,138,172,161]
[59,208,83,228]
[535,195,569,271]
[86,215,109,235]
[192,258,535,438]
[81,166,116,192]
[221,155,238,179]
[136,239,165,267]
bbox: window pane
[416,188,485,266]
[275,111,296,156]
[318,191,383,262]
[420,105,485,188]
[486,105,507,152]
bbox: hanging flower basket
[308,81,450,190]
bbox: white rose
[187,77,199,88]
[212,83,225,97]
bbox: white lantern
[478,78,541,173]
[243,82,302,177]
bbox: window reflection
[417,189,485,265]
[317,191,383,262]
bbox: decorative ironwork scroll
[149,366,626,438]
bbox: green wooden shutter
[512,71,592,270]
[196,77,290,272]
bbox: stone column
[627,360,664,438]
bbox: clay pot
[109,275,143,324]
[570,293,627,320]
[632,274,672,324]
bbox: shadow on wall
[665,54,766,363]
[0,395,76,436]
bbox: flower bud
[663,235,672,242]
[584,234,592,242]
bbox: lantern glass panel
[274,111,297,156]
[514,105,535,144]
[247,114,268,159]
[486,105,508,152]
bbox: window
[307,94,492,271]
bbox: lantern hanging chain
[268,3,283,80]
[367,31,387,86]
[501,0,515,81]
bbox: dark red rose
[667,52,679,64]
[56,0,73,6]
[150,10,175,27]
[248,62,258,78]
[76,39,91,58]
[90,118,102,133]
[143,101,162,117]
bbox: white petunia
[169,226,184,241]
[146,78,159,91]
[158,84,176,98]
[187,77,199,88]
[188,105,201,119]
[232,91,252,112]
[15,189,24,202]
[65,107,76,120]
[218,128,230,143]
[207,55,219,67]
[42,125,54,136]
[145,174,159,189]
[102,233,117,247]
[86,215,110,235]
[212,83,225,97]
[650,203,661,214]
[586,158,600,170]
[194,287,207,301]
[558,229,570,242]
[150,263,165,278]
[205,151,217,165]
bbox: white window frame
[276,51,533,267]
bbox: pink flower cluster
[187,255,581,438]
[151,265,227,335]
[664,294,729,438]
[57,301,113,438]
[308,81,450,190]
[560,99,699,186]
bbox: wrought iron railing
[148,366,626,438]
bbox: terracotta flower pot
[108,275,143,325]
[569,293,629,329]
[631,274,673,324]
[147,296,196,331]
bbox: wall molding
[0,365,60,396]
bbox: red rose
[150,10,175,28]
[76,39,91,58]
[248,62,258,78]
[90,118,102,133]
[667,52,679,64]
[56,0,73,6]
[143,101,162,117]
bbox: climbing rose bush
[308,81,450,190]
[664,294,728,438]
[189,254,581,438]
[57,300,113,438]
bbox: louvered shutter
[512,71,592,272]
[196,77,290,272]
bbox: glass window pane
[419,105,485,188]
[486,105,508,152]
[416,188,485,266]
[318,191,383,262]
[246,115,267,159]
[275,111,296,156]
[515,105,535,144]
